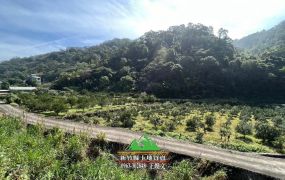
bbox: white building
[27,74,41,85]
[9,87,37,91]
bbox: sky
[1,0,285,61]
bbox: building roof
[31,74,40,77]
[9,87,37,91]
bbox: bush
[139,92,156,103]
[220,142,272,153]
[5,93,21,104]
[67,96,78,108]
[239,112,251,122]
[254,113,267,122]
[195,131,204,144]
[64,135,89,163]
[186,116,201,132]
[150,115,163,129]
[162,121,176,132]
[205,113,216,131]
[272,116,284,130]
[203,170,227,180]
[120,111,134,128]
[163,160,196,180]
[77,96,90,111]
[219,123,231,142]
[229,106,240,116]
[272,136,285,150]
[51,98,68,115]
[236,120,253,138]
[255,121,281,144]
[90,117,101,125]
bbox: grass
[0,115,227,179]
[16,92,284,153]
[133,108,275,153]
[70,105,276,153]
[54,111,274,153]
[0,115,148,179]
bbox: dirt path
[0,104,284,179]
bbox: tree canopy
[0,22,284,100]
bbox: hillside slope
[233,20,285,54]
[0,23,285,99]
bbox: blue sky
[1,0,285,61]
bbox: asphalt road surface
[0,104,284,179]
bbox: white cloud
[125,0,285,39]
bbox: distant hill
[233,20,285,54]
[0,23,284,100]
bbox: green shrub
[119,111,135,128]
[195,131,204,144]
[272,136,285,150]
[51,98,68,115]
[66,96,78,108]
[150,115,163,129]
[5,93,21,104]
[139,92,156,103]
[219,123,231,142]
[236,120,253,138]
[205,113,216,131]
[220,142,272,153]
[204,170,227,180]
[186,116,201,132]
[255,121,281,143]
[163,160,196,180]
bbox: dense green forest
[0,115,227,179]
[1,22,284,100]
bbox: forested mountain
[233,21,285,54]
[0,23,285,99]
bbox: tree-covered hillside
[233,20,285,54]
[0,23,284,99]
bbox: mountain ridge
[0,22,284,100]
[233,20,285,54]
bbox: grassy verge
[0,115,227,179]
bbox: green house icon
[129,134,160,151]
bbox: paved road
[0,104,284,179]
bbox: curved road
[0,104,284,179]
